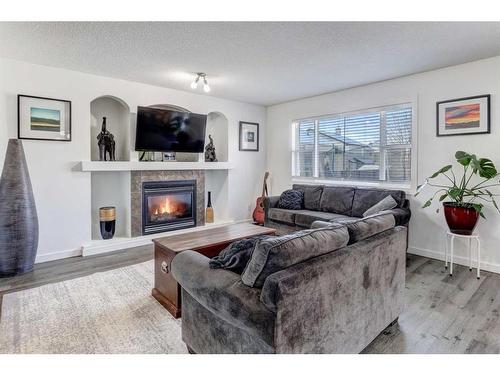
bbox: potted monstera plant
[416,151,500,235]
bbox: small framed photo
[239,121,259,151]
[18,95,71,141]
[436,94,490,137]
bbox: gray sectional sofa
[264,184,411,234]
[171,212,407,354]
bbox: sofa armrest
[263,196,280,210]
[172,250,240,293]
[171,251,275,337]
[263,196,280,224]
[384,207,411,226]
[310,220,333,229]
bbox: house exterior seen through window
[292,104,412,186]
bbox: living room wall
[266,55,500,274]
[0,57,267,262]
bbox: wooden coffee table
[151,222,276,318]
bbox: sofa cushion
[339,213,396,244]
[268,208,298,224]
[277,189,304,210]
[292,184,323,211]
[319,186,355,215]
[351,188,405,217]
[241,225,349,288]
[295,210,351,228]
[362,195,398,217]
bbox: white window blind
[292,105,412,185]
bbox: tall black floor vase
[0,139,38,277]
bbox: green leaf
[491,197,500,213]
[422,199,432,208]
[477,158,497,179]
[471,203,484,213]
[480,211,486,219]
[438,193,448,201]
[455,151,472,166]
[448,187,462,200]
[430,165,452,178]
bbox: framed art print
[436,94,490,137]
[239,121,259,151]
[18,95,72,141]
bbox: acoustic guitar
[252,172,270,225]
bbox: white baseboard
[33,219,249,263]
[81,219,237,257]
[408,246,500,275]
[35,247,83,263]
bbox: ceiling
[1,22,500,106]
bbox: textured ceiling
[1,22,500,106]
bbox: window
[292,104,413,186]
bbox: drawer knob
[161,261,169,273]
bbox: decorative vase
[443,202,479,235]
[0,139,39,277]
[205,191,214,224]
[99,207,116,239]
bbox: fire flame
[150,196,186,218]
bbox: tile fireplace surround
[131,170,205,237]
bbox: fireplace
[142,180,197,235]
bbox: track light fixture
[191,73,210,92]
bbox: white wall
[0,58,267,263]
[267,55,500,274]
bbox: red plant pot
[443,202,479,235]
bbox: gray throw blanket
[209,235,273,274]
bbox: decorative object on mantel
[97,117,116,161]
[99,206,116,240]
[205,191,214,223]
[436,94,490,137]
[0,139,39,277]
[139,151,154,162]
[204,135,218,162]
[239,121,259,151]
[18,94,71,141]
[416,150,500,235]
[162,152,176,161]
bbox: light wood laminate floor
[1,249,499,353]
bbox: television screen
[135,106,207,153]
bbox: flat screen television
[135,106,207,153]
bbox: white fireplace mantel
[75,161,234,172]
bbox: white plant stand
[444,231,481,279]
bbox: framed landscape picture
[436,94,490,137]
[239,121,259,151]
[18,95,71,141]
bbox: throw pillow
[362,195,397,217]
[277,189,304,210]
[209,235,273,274]
[241,224,348,288]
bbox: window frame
[291,103,417,192]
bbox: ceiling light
[191,73,210,93]
[203,76,211,92]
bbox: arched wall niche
[90,95,131,161]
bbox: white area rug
[0,260,187,354]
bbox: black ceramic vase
[0,139,39,277]
[99,206,116,240]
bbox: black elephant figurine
[97,117,116,161]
